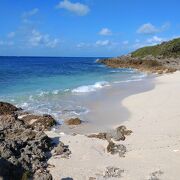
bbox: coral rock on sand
[53,142,71,158]
[104,166,124,178]
[112,125,133,141]
[107,141,127,157]
[65,117,82,125]
[0,114,53,179]
[21,114,56,131]
[88,125,132,141]
[0,101,20,115]
[87,132,107,140]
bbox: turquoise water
[0,56,146,121]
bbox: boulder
[111,125,133,141]
[53,142,71,158]
[21,114,56,130]
[65,117,82,125]
[107,141,127,157]
[0,102,20,115]
[0,114,53,179]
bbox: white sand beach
[47,71,180,180]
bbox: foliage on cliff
[131,38,180,58]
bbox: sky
[0,0,180,57]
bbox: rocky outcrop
[0,101,20,115]
[65,117,82,125]
[0,114,53,179]
[0,102,71,179]
[98,55,177,74]
[0,157,25,180]
[21,114,56,131]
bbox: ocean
[0,56,146,123]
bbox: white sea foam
[72,81,110,93]
[52,90,59,95]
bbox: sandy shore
[47,71,180,180]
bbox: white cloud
[29,29,59,48]
[22,8,39,19]
[95,40,111,46]
[7,32,15,38]
[137,23,159,34]
[147,36,164,44]
[137,22,170,35]
[99,28,112,36]
[56,0,90,16]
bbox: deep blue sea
[0,56,146,122]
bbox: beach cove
[47,71,180,180]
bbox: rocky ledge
[0,102,69,179]
[98,38,180,74]
[98,55,177,74]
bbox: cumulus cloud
[7,32,15,38]
[137,23,159,34]
[95,40,111,46]
[29,29,59,48]
[22,8,39,19]
[99,28,112,36]
[137,22,170,35]
[56,0,90,16]
[147,36,164,44]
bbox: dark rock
[107,141,127,157]
[98,55,177,74]
[53,142,71,158]
[0,114,53,179]
[87,133,107,140]
[0,157,27,180]
[21,114,56,131]
[0,102,20,115]
[112,125,133,141]
[65,118,82,125]
[104,166,124,178]
[87,125,132,142]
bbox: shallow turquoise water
[0,56,146,121]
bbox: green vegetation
[131,38,180,58]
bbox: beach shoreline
[47,71,180,180]
[57,73,155,134]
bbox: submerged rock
[65,117,82,125]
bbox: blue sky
[0,0,180,57]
